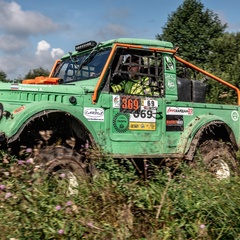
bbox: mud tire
[34,145,90,195]
[198,140,238,179]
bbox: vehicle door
[107,49,164,143]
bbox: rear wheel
[197,140,238,179]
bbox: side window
[109,49,164,97]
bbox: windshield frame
[53,48,111,83]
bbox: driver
[111,55,158,96]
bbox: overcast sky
[1,0,240,80]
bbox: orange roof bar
[174,55,240,105]
[92,42,240,104]
[92,45,117,103]
[114,43,177,54]
[92,43,177,103]
[49,60,62,77]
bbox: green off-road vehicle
[0,38,239,180]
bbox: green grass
[1,152,240,239]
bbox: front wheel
[197,140,238,179]
[34,145,92,195]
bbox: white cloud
[0,54,34,80]
[0,1,58,36]
[95,23,128,39]
[0,34,30,52]
[51,48,65,59]
[0,39,64,80]
[0,1,64,79]
[35,40,64,60]
[36,40,51,55]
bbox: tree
[207,32,240,79]
[204,32,240,104]
[156,0,227,66]
[24,67,50,79]
[0,70,8,82]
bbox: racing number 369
[120,96,140,113]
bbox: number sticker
[130,108,156,123]
[143,99,158,110]
[133,110,153,119]
[120,96,141,113]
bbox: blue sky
[0,0,240,79]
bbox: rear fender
[177,115,237,160]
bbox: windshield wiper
[74,43,100,80]
[68,52,79,69]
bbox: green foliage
[24,67,50,79]
[157,0,226,66]
[0,70,8,82]
[203,32,240,104]
[156,0,240,105]
[1,151,240,239]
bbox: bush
[0,152,240,239]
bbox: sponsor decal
[231,110,239,121]
[113,113,129,133]
[129,122,156,131]
[166,115,184,131]
[165,56,174,70]
[167,79,175,90]
[11,84,19,90]
[11,84,44,91]
[112,95,120,108]
[129,106,156,131]
[13,106,25,114]
[84,107,104,121]
[19,87,43,91]
[165,75,176,91]
[114,97,159,131]
[166,107,193,116]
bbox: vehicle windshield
[54,48,111,83]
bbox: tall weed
[0,151,240,239]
